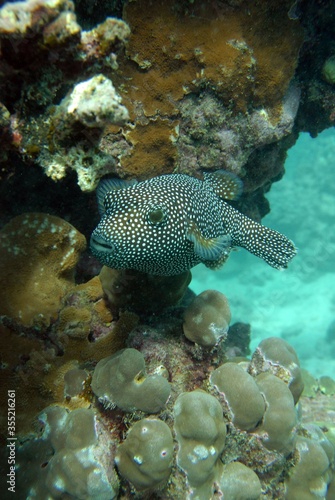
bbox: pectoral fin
[187,222,231,261]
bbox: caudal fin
[223,204,297,269]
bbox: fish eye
[147,207,166,226]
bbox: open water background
[192,128,335,378]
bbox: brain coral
[0,212,86,328]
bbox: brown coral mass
[112,0,303,178]
[0,213,86,328]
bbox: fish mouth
[90,233,115,253]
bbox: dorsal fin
[204,170,243,200]
[96,178,137,215]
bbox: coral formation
[217,461,262,500]
[91,348,171,412]
[112,0,303,182]
[254,372,297,455]
[4,273,335,498]
[0,0,334,227]
[64,367,89,397]
[174,390,227,499]
[210,362,265,431]
[99,266,191,313]
[44,74,129,190]
[0,0,334,238]
[0,0,130,191]
[285,425,335,500]
[177,85,300,191]
[61,74,128,129]
[319,376,335,396]
[183,290,231,347]
[0,213,139,434]
[0,212,86,328]
[115,418,174,492]
[16,406,119,499]
[249,336,304,404]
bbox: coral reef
[9,275,335,498]
[1,0,335,498]
[112,0,303,184]
[0,0,130,191]
[0,208,333,499]
[0,214,139,435]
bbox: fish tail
[223,204,297,269]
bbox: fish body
[90,172,297,276]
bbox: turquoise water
[192,128,335,378]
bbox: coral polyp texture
[114,0,303,183]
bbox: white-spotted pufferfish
[90,171,297,276]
